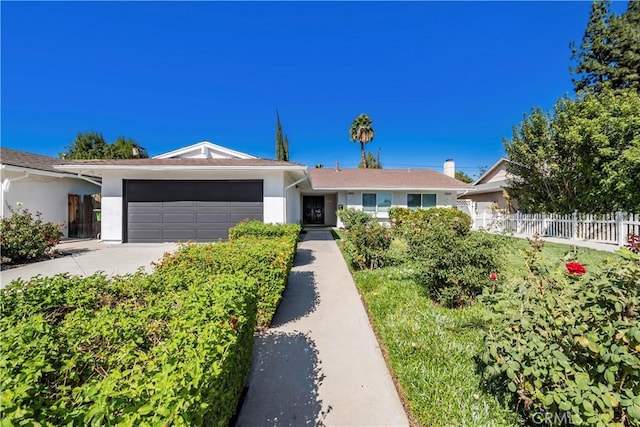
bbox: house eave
[55,165,307,171]
[1,163,98,180]
[312,186,472,192]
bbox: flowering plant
[565,261,586,275]
[627,233,640,254]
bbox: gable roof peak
[153,141,257,160]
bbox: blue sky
[1,1,629,177]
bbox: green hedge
[0,271,257,426]
[389,206,471,237]
[228,220,301,242]
[155,233,298,329]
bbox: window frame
[407,193,437,209]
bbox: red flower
[489,272,498,281]
[565,261,586,275]
[230,317,238,331]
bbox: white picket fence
[456,201,640,247]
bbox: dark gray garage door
[124,180,263,243]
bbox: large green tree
[107,136,148,159]
[504,88,640,213]
[61,131,148,159]
[571,0,640,94]
[455,171,474,183]
[349,113,375,168]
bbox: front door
[303,196,325,224]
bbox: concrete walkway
[236,230,409,427]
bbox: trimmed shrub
[336,208,375,230]
[341,221,393,270]
[481,244,640,426]
[0,271,257,426]
[155,235,297,329]
[229,220,301,242]
[389,207,471,238]
[336,208,392,270]
[411,228,504,307]
[0,206,62,263]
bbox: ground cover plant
[336,216,627,426]
[0,222,300,426]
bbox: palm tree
[349,114,375,168]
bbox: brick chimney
[443,159,455,178]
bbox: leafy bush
[0,271,257,426]
[389,207,471,238]
[155,234,297,329]
[337,208,375,230]
[341,222,392,270]
[411,228,504,307]
[481,242,640,426]
[229,220,301,241]
[0,205,62,263]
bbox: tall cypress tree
[283,134,290,161]
[275,111,284,161]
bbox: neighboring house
[56,141,471,243]
[1,147,101,238]
[458,157,516,214]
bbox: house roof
[56,157,307,172]
[308,168,472,191]
[473,157,509,185]
[0,147,88,178]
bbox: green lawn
[342,233,621,426]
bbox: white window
[407,193,437,209]
[362,193,377,212]
[362,192,393,213]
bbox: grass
[340,232,622,426]
[355,266,520,427]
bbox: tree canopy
[504,88,640,213]
[570,0,640,94]
[455,171,474,183]
[61,132,148,159]
[349,114,375,168]
[504,1,640,214]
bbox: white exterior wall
[1,170,100,238]
[100,169,288,243]
[336,190,460,226]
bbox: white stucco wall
[1,170,100,238]
[336,190,460,226]
[100,169,289,243]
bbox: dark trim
[122,180,129,243]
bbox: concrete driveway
[0,239,178,288]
